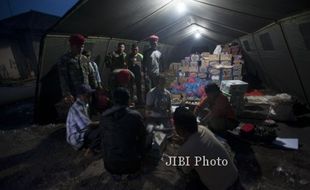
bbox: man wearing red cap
[112,69,135,89]
[142,34,163,94]
[57,34,97,104]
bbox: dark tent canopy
[35,0,310,124]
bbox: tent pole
[191,15,249,35]
[34,34,47,123]
[161,23,221,43]
[155,16,189,35]
[104,38,112,68]
[251,33,272,88]
[193,0,274,20]
[277,22,310,105]
[117,0,173,36]
[194,23,235,38]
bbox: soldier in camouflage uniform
[105,42,127,71]
[127,43,144,104]
[57,34,97,104]
[105,42,127,92]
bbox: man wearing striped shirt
[66,84,101,151]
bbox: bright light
[195,32,201,39]
[176,2,186,13]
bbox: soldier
[142,35,163,94]
[127,43,144,105]
[57,34,96,104]
[106,42,127,71]
[105,42,127,92]
[82,50,103,89]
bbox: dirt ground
[1,99,310,190]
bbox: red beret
[69,34,85,46]
[117,69,132,85]
[149,35,159,42]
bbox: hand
[64,95,74,105]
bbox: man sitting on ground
[66,84,101,152]
[146,74,172,129]
[194,82,239,135]
[100,87,146,179]
[174,107,239,190]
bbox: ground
[0,99,310,190]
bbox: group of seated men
[60,34,241,189]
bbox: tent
[0,10,59,79]
[35,0,310,124]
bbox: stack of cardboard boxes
[232,55,244,80]
[220,80,248,114]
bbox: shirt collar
[76,98,86,106]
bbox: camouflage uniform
[105,51,127,91]
[57,52,96,97]
[127,52,144,103]
[106,51,127,71]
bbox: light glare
[195,32,201,39]
[176,2,186,13]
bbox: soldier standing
[57,34,96,104]
[142,35,163,94]
[127,44,144,105]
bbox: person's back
[174,107,238,190]
[100,88,146,175]
[179,126,238,190]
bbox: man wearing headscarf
[57,34,96,104]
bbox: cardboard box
[233,76,243,80]
[190,62,198,67]
[209,54,220,61]
[180,66,189,72]
[222,75,233,80]
[221,60,231,66]
[169,62,182,71]
[211,75,220,81]
[209,61,220,66]
[233,64,242,76]
[220,54,232,61]
[191,54,200,62]
[233,70,242,76]
[200,66,207,73]
[198,72,207,79]
[201,60,209,67]
[209,68,221,75]
[222,68,232,76]
[189,66,198,72]
[233,64,242,70]
[233,60,244,64]
[181,59,186,66]
[220,80,248,94]
[201,52,210,58]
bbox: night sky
[0,0,78,20]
